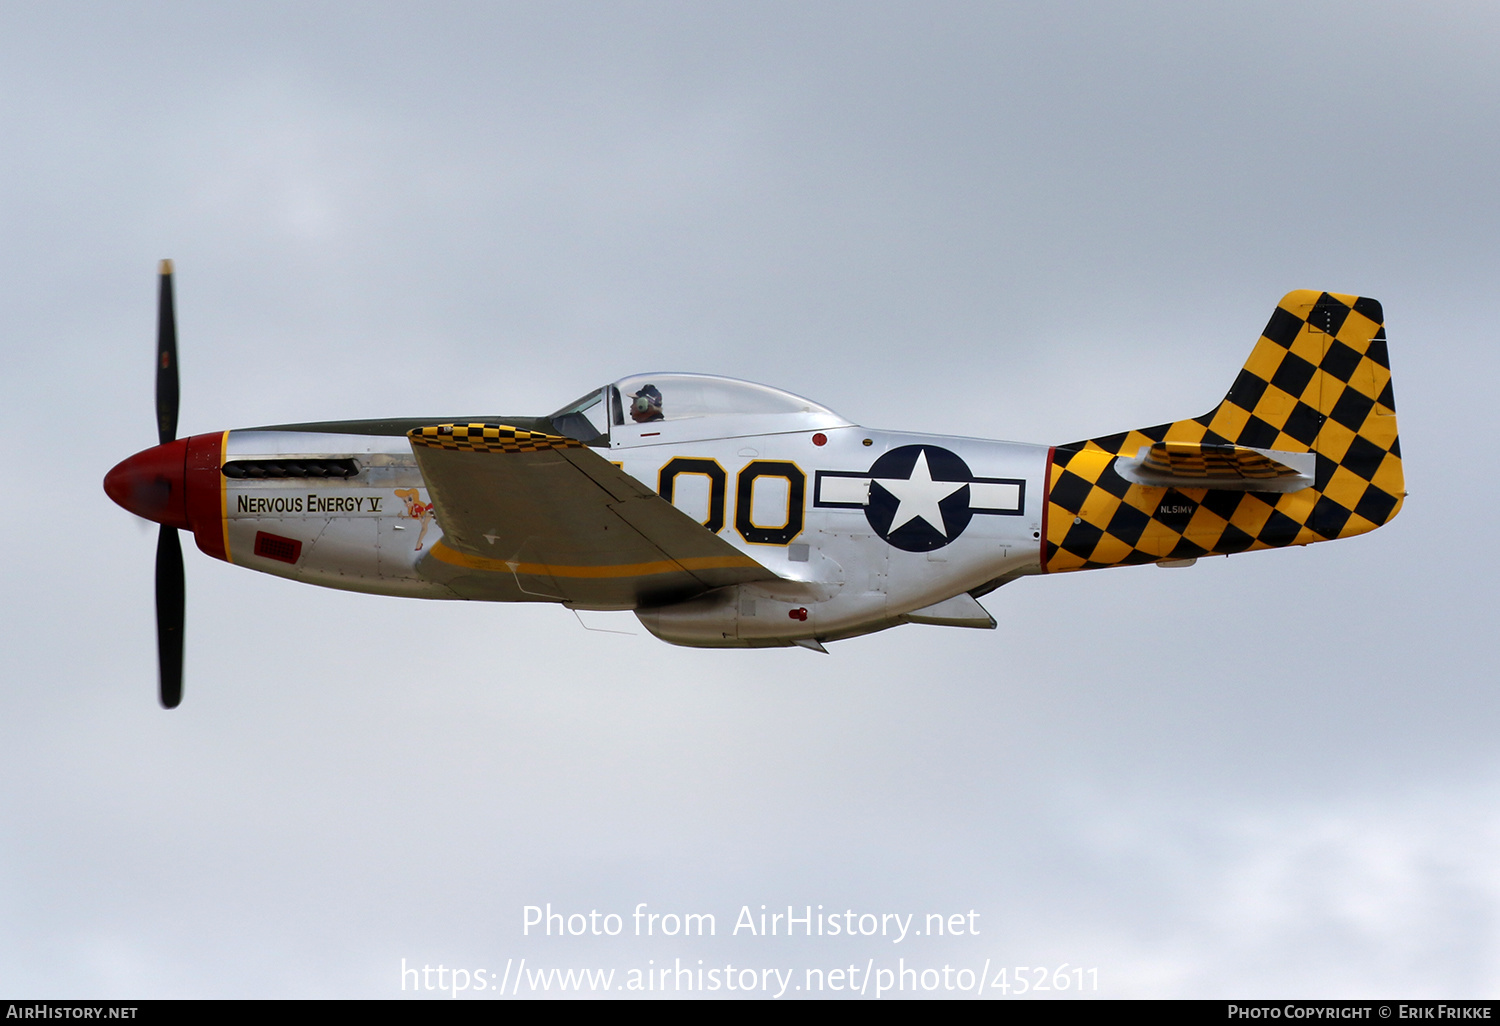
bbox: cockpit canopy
[549,373,849,445]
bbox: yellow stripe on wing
[430,541,761,578]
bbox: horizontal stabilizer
[1114,441,1315,493]
[902,593,996,629]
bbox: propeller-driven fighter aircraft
[106,263,1404,707]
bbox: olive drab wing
[407,422,775,607]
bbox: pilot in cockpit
[629,384,664,423]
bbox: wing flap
[408,424,773,606]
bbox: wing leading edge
[408,423,774,607]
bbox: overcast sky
[2,0,1498,999]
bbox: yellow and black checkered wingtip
[1044,290,1403,572]
[408,423,584,454]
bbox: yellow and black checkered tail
[1043,290,1403,572]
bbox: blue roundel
[864,445,974,551]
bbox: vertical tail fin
[1044,290,1403,572]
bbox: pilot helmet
[630,384,663,417]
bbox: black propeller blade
[155,259,184,709]
[156,259,179,446]
[155,523,184,709]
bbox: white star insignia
[878,450,965,536]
